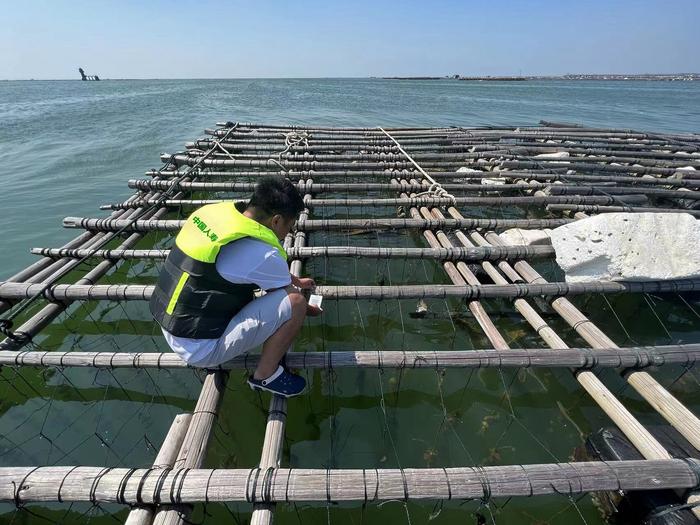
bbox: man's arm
[290,274,315,290]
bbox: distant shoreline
[383,74,700,81]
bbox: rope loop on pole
[379,127,457,204]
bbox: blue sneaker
[247,366,306,397]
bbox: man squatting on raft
[149,177,321,397]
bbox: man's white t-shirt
[162,238,291,364]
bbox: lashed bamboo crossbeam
[498,159,696,177]
[151,168,700,189]
[165,153,467,170]
[234,125,700,144]
[215,122,463,133]
[192,149,700,171]
[122,186,652,207]
[166,153,699,176]
[125,413,192,525]
[207,126,700,145]
[482,230,700,451]
[146,169,570,179]
[545,185,700,199]
[126,178,700,200]
[265,195,653,207]
[191,138,700,160]
[128,179,616,193]
[2,460,700,504]
[29,245,557,263]
[2,280,700,303]
[211,121,690,136]
[547,204,700,217]
[203,131,700,152]
[103,194,657,211]
[2,345,698,370]
[62,216,574,232]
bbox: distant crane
[78,67,100,81]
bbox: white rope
[379,127,456,203]
[278,131,310,158]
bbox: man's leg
[203,287,307,372]
[254,289,307,380]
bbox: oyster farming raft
[1,121,700,524]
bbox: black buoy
[586,426,699,524]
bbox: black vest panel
[150,245,258,339]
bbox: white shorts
[162,288,292,368]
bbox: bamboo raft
[1,121,700,524]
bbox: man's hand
[291,274,316,290]
[306,304,323,317]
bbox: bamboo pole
[192,149,700,170]
[121,184,654,208]
[125,413,192,525]
[124,178,700,199]
[2,460,700,504]
[164,153,467,170]
[190,138,700,160]
[119,180,700,200]
[250,183,311,525]
[547,204,700,217]
[206,126,699,144]
[545,185,700,200]
[499,159,693,177]
[152,371,228,525]
[1,345,696,370]
[165,153,699,176]
[62,216,574,233]
[151,169,700,188]
[2,279,699,303]
[29,245,557,263]
[131,179,692,194]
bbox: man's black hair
[247,176,304,220]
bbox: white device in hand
[309,294,323,310]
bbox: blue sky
[1,0,698,79]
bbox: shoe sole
[247,381,305,398]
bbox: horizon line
[3,72,700,82]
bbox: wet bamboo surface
[1,121,700,524]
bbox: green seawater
[0,79,699,524]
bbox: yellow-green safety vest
[150,202,287,339]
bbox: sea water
[0,79,699,524]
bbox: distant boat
[79,67,100,81]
